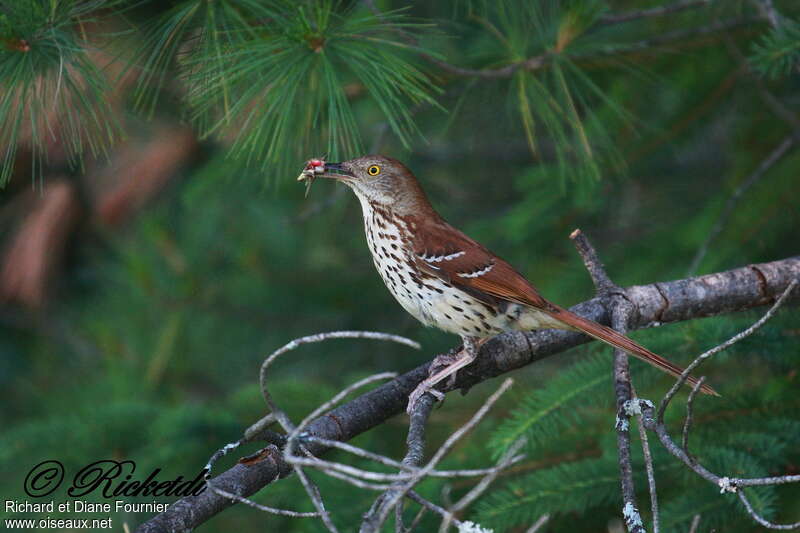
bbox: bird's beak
[320,162,354,180]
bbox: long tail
[546,304,719,396]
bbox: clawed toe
[406,384,444,415]
[407,339,480,415]
[429,350,460,374]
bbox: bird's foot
[429,349,463,389]
[406,384,445,415]
[406,341,478,415]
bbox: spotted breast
[358,199,551,338]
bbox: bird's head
[315,155,431,213]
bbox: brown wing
[411,217,550,310]
[409,216,718,396]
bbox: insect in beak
[297,158,326,197]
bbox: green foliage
[136,0,439,176]
[488,353,612,458]
[463,0,628,186]
[2,1,800,532]
[750,18,800,79]
[476,457,620,530]
[0,0,121,184]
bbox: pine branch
[135,254,800,533]
[598,0,711,26]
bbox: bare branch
[688,515,701,533]
[526,514,552,533]
[752,0,781,29]
[136,256,800,533]
[737,491,800,530]
[405,491,462,528]
[372,0,761,84]
[570,229,616,293]
[260,331,419,432]
[363,379,514,532]
[293,462,339,533]
[572,229,645,533]
[438,437,527,532]
[681,376,706,456]
[688,136,795,275]
[657,279,799,422]
[288,372,399,448]
[599,0,710,25]
[636,413,660,533]
[362,393,436,533]
[205,481,318,518]
[256,333,414,533]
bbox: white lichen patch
[458,520,494,533]
[718,476,737,493]
[623,398,654,417]
[615,413,630,432]
[623,501,644,529]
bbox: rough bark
[135,255,800,533]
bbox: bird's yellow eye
[368,165,381,176]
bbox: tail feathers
[547,305,719,396]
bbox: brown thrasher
[300,155,717,412]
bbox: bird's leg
[406,336,481,414]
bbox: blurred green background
[1,1,799,531]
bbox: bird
[300,155,717,412]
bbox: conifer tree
[1,1,798,532]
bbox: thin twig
[407,505,428,532]
[257,331,417,532]
[362,393,436,533]
[687,137,794,275]
[586,17,762,59]
[526,514,552,533]
[287,372,399,451]
[752,0,781,29]
[288,447,525,483]
[293,463,339,533]
[688,514,701,533]
[438,437,527,532]
[737,490,800,530]
[571,229,645,533]
[260,331,419,432]
[204,440,244,476]
[570,229,616,293]
[636,413,660,533]
[658,279,799,422]
[321,466,393,491]
[599,0,710,25]
[205,481,319,518]
[405,491,463,528]
[681,376,706,456]
[243,413,277,442]
[365,380,514,532]
[367,0,759,84]
[612,306,645,533]
[643,400,800,489]
[636,382,800,531]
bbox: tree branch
[687,136,795,275]
[135,255,800,533]
[571,229,645,533]
[598,0,711,26]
